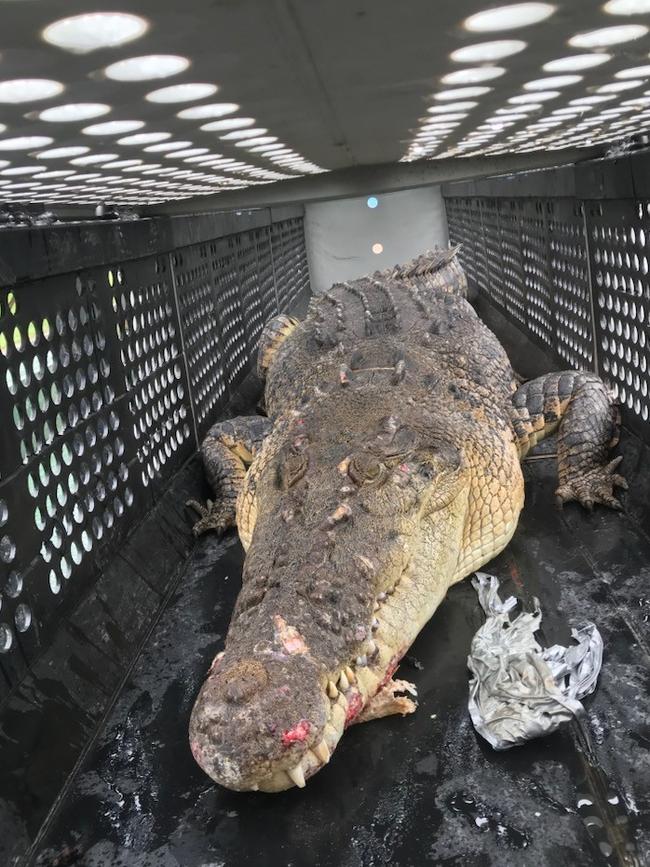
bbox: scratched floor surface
[32,452,650,867]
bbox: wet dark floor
[32,456,650,867]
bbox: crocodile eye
[279,451,308,490]
[348,453,384,485]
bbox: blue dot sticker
[367,196,379,209]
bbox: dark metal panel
[498,199,526,331]
[0,206,315,680]
[171,243,229,440]
[255,225,280,327]
[447,177,650,447]
[0,268,141,675]
[480,198,504,309]
[167,209,273,250]
[471,198,488,296]
[0,219,174,286]
[443,154,641,203]
[444,192,595,378]
[99,253,194,508]
[143,147,606,214]
[444,165,578,202]
[275,217,311,314]
[209,235,251,392]
[453,198,478,287]
[574,158,635,202]
[547,199,595,372]
[234,231,267,359]
[586,198,650,443]
[520,199,555,353]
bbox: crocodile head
[190,389,472,791]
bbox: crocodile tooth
[288,764,306,789]
[373,601,380,611]
[314,740,331,764]
[371,618,380,631]
[327,680,339,699]
[344,665,356,683]
[377,592,387,602]
[338,671,350,691]
[356,655,367,667]
[367,640,378,658]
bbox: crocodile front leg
[511,371,627,510]
[188,415,272,537]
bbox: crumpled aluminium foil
[467,572,603,750]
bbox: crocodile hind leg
[511,371,627,510]
[188,415,272,537]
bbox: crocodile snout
[189,651,331,791]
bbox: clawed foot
[556,456,628,512]
[186,499,236,537]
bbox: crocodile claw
[186,499,236,537]
[555,457,627,512]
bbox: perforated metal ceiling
[2,0,650,205]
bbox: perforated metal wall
[0,209,310,681]
[443,164,650,441]
[444,193,596,372]
[587,200,650,428]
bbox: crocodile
[188,248,625,792]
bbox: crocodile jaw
[264,574,452,792]
[190,543,459,793]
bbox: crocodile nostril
[220,659,269,705]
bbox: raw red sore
[281,719,312,747]
[345,691,364,726]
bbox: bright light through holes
[435,86,491,100]
[569,25,648,48]
[543,54,611,72]
[616,65,650,79]
[372,243,383,254]
[0,136,53,150]
[442,67,505,84]
[42,12,149,54]
[144,141,192,152]
[118,132,171,145]
[70,153,118,165]
[201,117,256,132]
[427,102,477,113]
[37,146,89,159]
[450,40,526,63]
[0,79,64,103]
[177,103,239,119]
[220,128,267,140]
[104,55,190,82]
[83,120,145,136]
[367,196,379,209]
[463,3,555,32]
[604,0,650,13]
[38,103,111,122]
[524,75,582,89]
[147,84,218,103]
